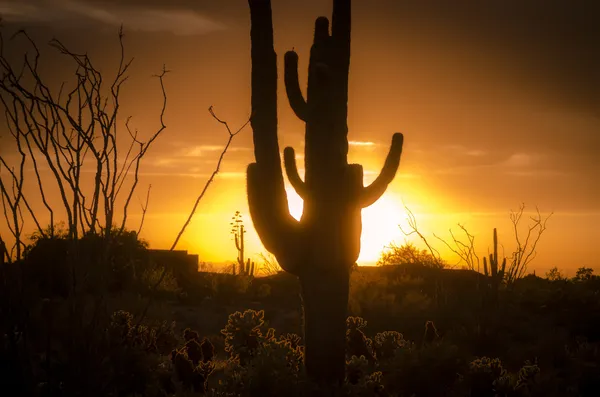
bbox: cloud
[0,0,225,35]
[349,141,376,146]
[503,153,534,168]
[137,171,245,179]
[183,145,250,157]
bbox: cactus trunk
[300,271,350,382]
[247,0,403,384]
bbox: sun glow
[284,187,406,265]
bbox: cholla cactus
[515,360,540,391]
[373,331,405,361]
[220,309,275,364]
[468,356,507,396]
[346,316,375,363]
[279,333,302,350]
[346,355,370,385]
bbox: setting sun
[286,187,407,265]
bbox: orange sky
[0,0,598,275]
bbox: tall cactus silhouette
[483,228,506,306]
[247,0,404,383]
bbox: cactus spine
[247,0,403,383]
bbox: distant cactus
[247,0,403,383]
[483,228,506,285]
[483,228,506,306]
[230,211,255,276]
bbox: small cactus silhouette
[483,228,506,283]
[483,228,506,306]
[230,211,255,276]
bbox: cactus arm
[284,51,308,122]
[331,0,351,92]
[248,0,282,171]
[283,147,307,198]
[493,228,498,266]
[360,133,404,208]
[240,225,245,263]
[247,163,301,275]
[332,0,351,50]
[483,256,489,277]
[248,1,301,275]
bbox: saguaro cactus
[246,0,403,383]
[483,228,506,305]
[230,212,255,276]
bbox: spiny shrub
[347,316,376,363]
[220,309,275,365]
[373,331,405,361]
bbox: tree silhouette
[246,0,404,383]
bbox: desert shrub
[21,229,159,298]
[546,267,566,281]
[573,267,594,282]
[378,241,444,268]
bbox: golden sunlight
[285,187,410,265]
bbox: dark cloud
[0,0,226,35]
